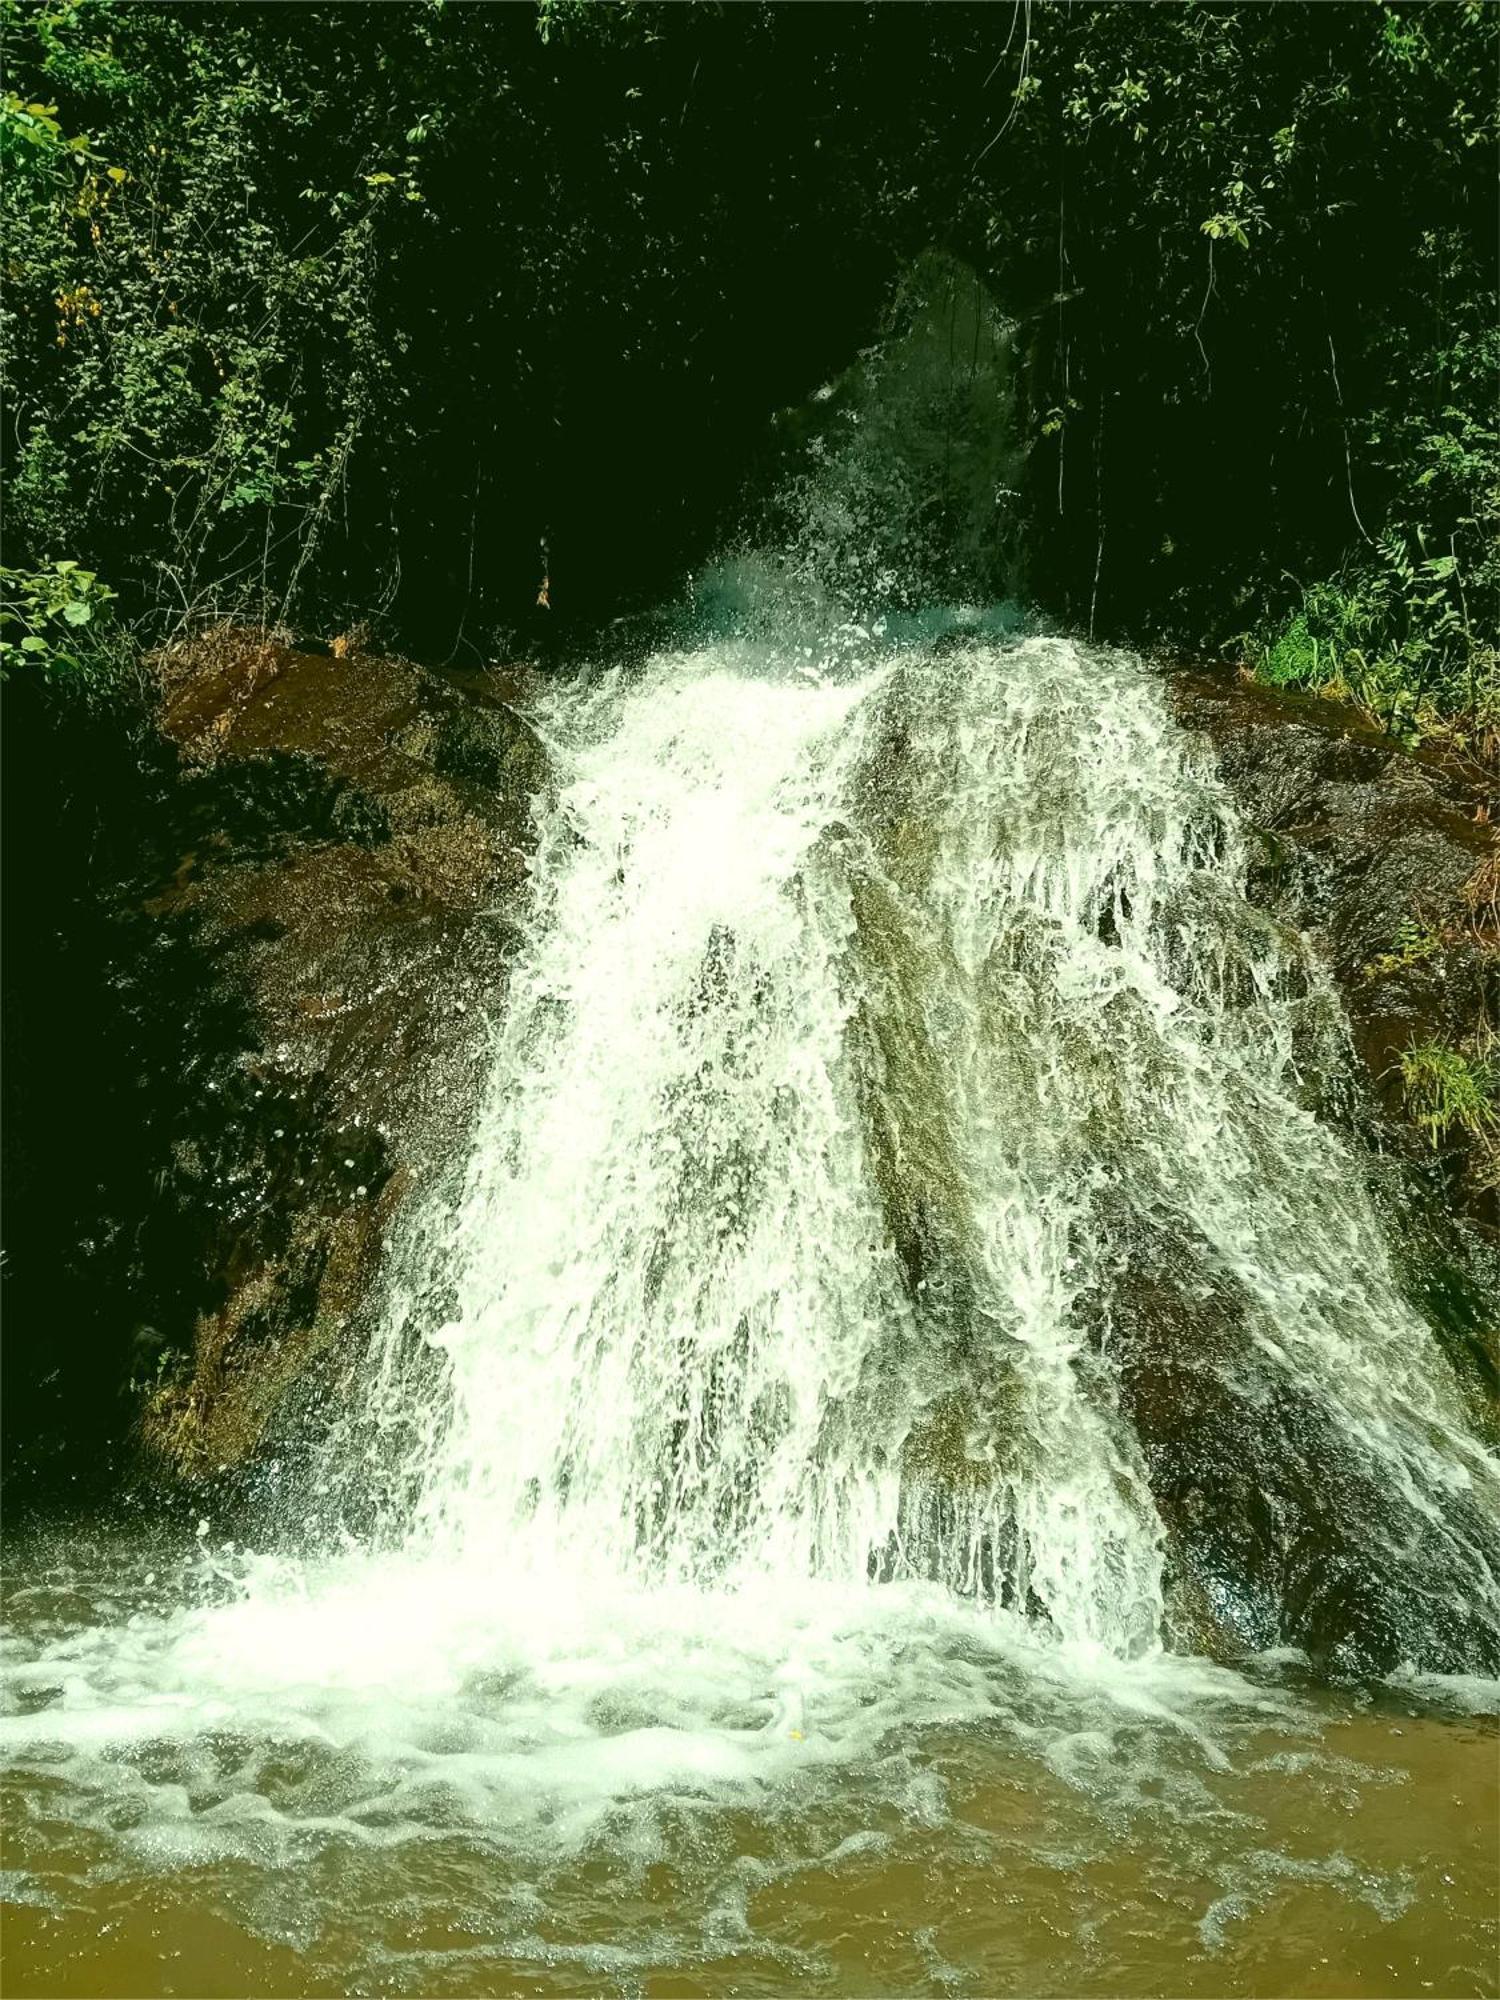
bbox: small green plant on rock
[1398,1040,1497,1149]
[1258,610,1331,692]
[1364,917,1445,980]
[1253,520,1498,752]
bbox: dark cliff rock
[1110,1222,1500,1680]
[135,630,549,1477]
[1170,669,1498,1227]
[2,629,547,1495]
[1134,667,1500,1674]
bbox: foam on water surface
[3,1533,1495,1995]
[4,624,1497,1995]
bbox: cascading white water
[3,254,1495,1993]
[363,620,1499,1667]
[6,612,1498,2000]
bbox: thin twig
[1326,328,1373,546]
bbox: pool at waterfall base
[3,1530,1496,1998]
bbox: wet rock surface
[1140,668,1500,1672]
[3,630,546,1491]
[133,631,549,1477]
[1170,668,1499,1227]
[1107,1230,1500,1678]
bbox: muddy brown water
[2,1537,1495,2000]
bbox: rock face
[1110,1218,1500,1678]
[130,630,547,1477]
[1170,668,1499,1226]
[1137,666,1500,1674]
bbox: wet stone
[112,626,551,1480]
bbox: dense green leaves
[964,0,1496,741]
[0,0,1494,740]
[1,0,407,638]
[0,557,119,678]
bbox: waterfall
[5,240,1496,1989]
[362,619,1500,1672]
[5,616,1496,1989]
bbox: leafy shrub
[1,1,402,640]
[1259,613,1325,692]
[1256,522,1498,747]
[979,2,1497,746]
[0,559,118,678]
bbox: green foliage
[1399,1041,1498,1150]
[1363,918,1444,981]
[1258,611,1325,692]
[1254,521,1498,745]
[0,0,404,634]
[971,1,1497,742]
[0,558,118,677]
[0,0,1494,734]
[1252,290,1499,743]
[0,87,91,168]
[535,0,599,46]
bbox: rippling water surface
[3,1531,1496,1997]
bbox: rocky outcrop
[127,630,547,1477]
[1170,668,1499,1227]
[1109,1218,1500,1678]
[1118,666,1500,1674]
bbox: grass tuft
[1398,1040,1497,1149]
